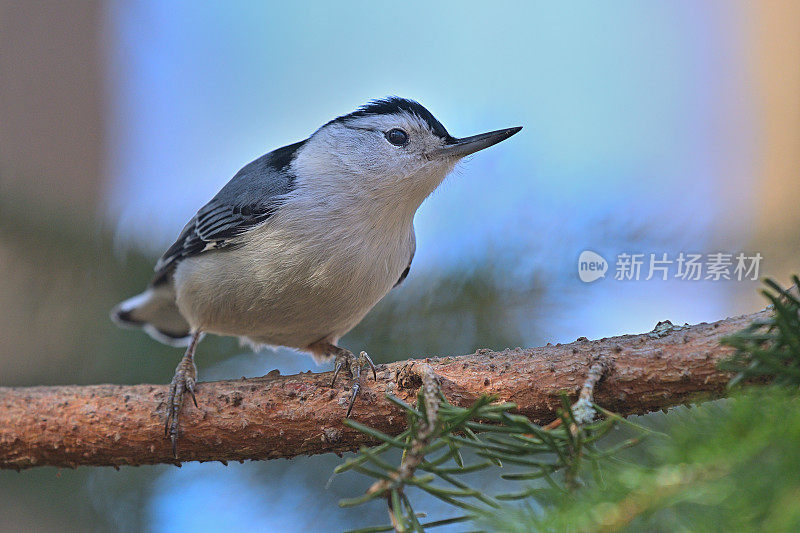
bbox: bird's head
[294,97,521,211]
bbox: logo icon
[578,250,608,283]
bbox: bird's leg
[164,331,202,458]
[334,348,377,418]
[309,342,376,418]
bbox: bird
[111,97,521,456]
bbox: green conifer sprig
[721,275,800,386]
[336,365,643,533]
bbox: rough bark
[0,309,764,470]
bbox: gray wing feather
[152,140,304,284]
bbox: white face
[297,111,459,210]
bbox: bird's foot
[330,348,377,418]
[164,352,198,458]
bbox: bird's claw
[164,355,198,458]
[330,350,376,417]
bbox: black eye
[385,128,408,146]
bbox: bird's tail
[110,283,192,347]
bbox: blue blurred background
[1,1,798,531]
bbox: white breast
[172,190,415,349]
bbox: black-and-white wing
[152,140,305,285]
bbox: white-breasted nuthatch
[111,97,521,455]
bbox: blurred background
[1,1,798,531]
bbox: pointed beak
[429,126,522,159]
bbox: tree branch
[0,309,765,470]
